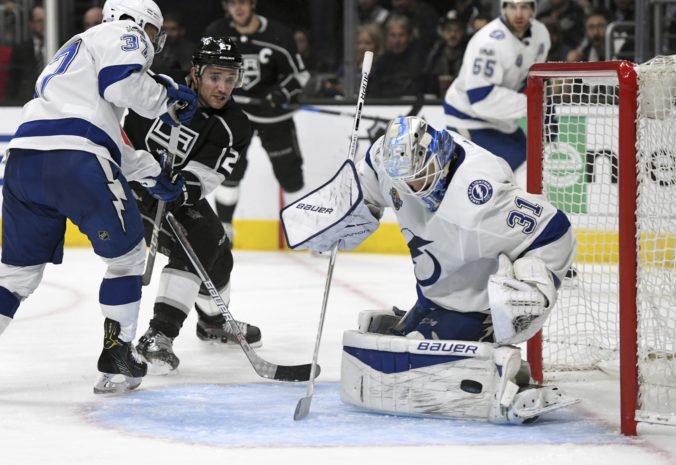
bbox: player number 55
[472,57,496,78]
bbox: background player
[0,0,196,393]
[284,116,576,422]
[204,0,310,239]
[124,37,260,372]
[443,0,550,178]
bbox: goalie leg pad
[341,330,498,420]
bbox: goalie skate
[195,307,262,348]
[136,327,180,373]
[94,319,147,394]
[507,385,580,424]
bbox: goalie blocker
[341,309,579,423]
[280,160,379,252]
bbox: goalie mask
[102,0,166,53]
[192,37,244,88]
[381,116,456,212]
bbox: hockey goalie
[281,116,579,424]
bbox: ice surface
[0,249,675,465]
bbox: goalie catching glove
[488,254,557,345]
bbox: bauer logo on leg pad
[295,203,334,214]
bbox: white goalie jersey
[443,17,550,134]
[357,133,575,313]
[7,20,171,169]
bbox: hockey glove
[139,152,186,203]
[264,88,289,111]
[488,254,557,345]
[153,73,198,126]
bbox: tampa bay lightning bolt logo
[467,179,493,205]
[390,187,403,210]
[489,30,505,40]
[402,228,441,287]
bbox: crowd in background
[0,0,674,105]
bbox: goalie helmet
[381,116,456,212]
[102,0,166,53]
[192,37,244,88]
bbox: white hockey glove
[488,254,557,345]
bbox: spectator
[566,8,612,62]
[543,19,571,61]
[611,0,634,22]
[151,12,196,79]
[358,0,389,26]
[325,22,385,98]
[294,28,317,72]
[5,5,44,105]
[369,13,424,98]
[447,0,483,24]
[390,0,440,52]
[82,6,103,31]
[423,10,468,98]
[536,0,586,51]
[469,12,491,35]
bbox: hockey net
[525,59,676,436]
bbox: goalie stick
[142,123,179,286]
[165,211,315,382]
[293,51,374,421]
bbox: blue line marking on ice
[87,383,628,448]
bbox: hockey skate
[195,306,262,348]
[94,319,147,394]
[136,327,180,373]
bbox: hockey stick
[142,124,180,286]
[293,51,374,421]
[165,211,315,382]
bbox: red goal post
[525,59,676,436]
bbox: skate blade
[93,373,143,394]
[198,337,262,349]
[146,359,175,376]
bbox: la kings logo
[146,120,197,165]
[241,54,261,90]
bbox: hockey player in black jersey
[204,0,310,239]
[123,37,261,372]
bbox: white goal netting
[532,57,676,427]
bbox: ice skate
[136,327,180,372]
[94,319,147,394]
[195,306,262,348]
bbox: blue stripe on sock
[99,276,142,306]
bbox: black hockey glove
[264,88,289,111]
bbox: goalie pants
[134,187,233,336]
[400,298,494,343]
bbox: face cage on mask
[388,152,450,212]
[152,28,167,54]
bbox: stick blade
[293,396,312,421]
[274,363,320,382]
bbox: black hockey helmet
[192,37,244,87]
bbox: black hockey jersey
[204,15,310,123]
[123,99,252,205]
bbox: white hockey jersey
[7,20,171,174]
[443,17,550,134]
[356,133,575,312]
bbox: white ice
[1,249,675,465]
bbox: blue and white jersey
[7,20,171,169]
[357,132,574,312]
[443,17,550,134]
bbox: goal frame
[525,61,639,436]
